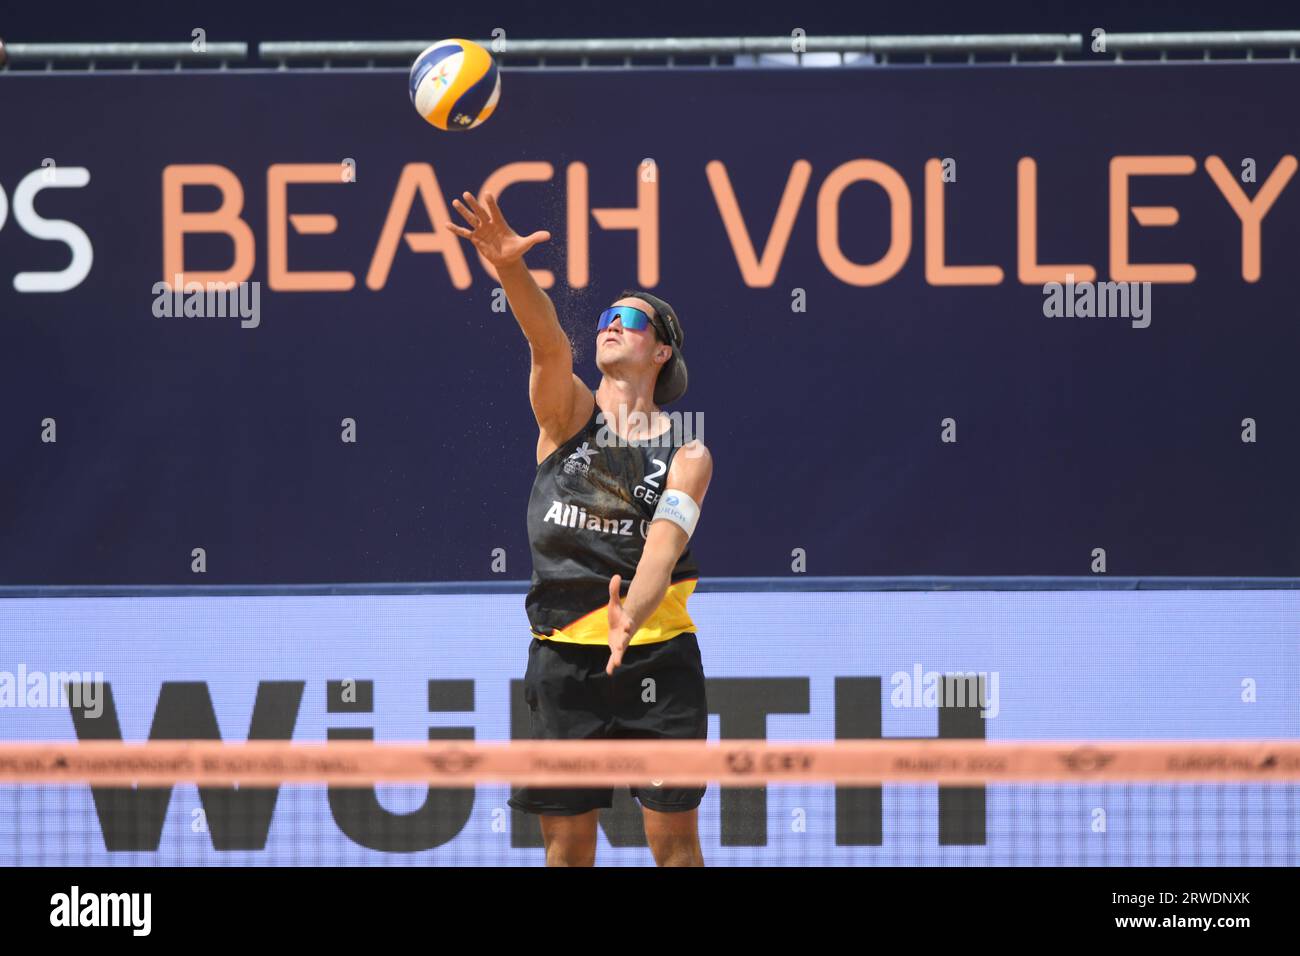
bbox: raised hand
[444,191,550,268]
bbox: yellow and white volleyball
[408,38,501,131]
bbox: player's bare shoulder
[667,439,713,502]
[535,377,596,465]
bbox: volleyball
[409,38,501,131]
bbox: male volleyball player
[445,190,712,867]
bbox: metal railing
[3,32,1300,71]
[257,34,1082,67]
[0,40,248,70]
[1102,30,1300,60]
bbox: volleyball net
[2,739,1297,866]
[1,583,1295,866]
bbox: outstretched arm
[445,191,589,442]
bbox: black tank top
[525,401,699,645]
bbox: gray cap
[621,289,688,405]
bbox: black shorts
[507,631,708,816]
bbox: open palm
[445,191,550,267]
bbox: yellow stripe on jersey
[534,578,698,646]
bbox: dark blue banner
[1,64,1297,582]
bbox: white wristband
[652,490,701,539]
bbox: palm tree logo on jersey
[563,441,596,477]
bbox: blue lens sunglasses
[597,305,660,336]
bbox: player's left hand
[605,574,634,675]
